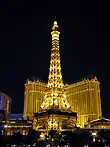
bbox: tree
[23,128,40,145]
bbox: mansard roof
[90,118,110,124]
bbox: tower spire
[47,20,63,88]
[40,21,70,111]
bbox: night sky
[0,1,110,117]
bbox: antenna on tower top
[53,16,57,21]
[52,17,59,31]
[53,16,57,23]
[52,16,57,25]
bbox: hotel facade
[24,21,102,128]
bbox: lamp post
[4,124,8,136]
[91,132,97,142]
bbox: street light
[92,132,97,136]
[4,124,8,128]
[3,124,8,135]
[92,132,97,142]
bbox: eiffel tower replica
[33,21,77,133]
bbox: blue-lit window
[0,96,2,104]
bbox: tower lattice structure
[40,21,70,111]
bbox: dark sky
[0,0,110,117]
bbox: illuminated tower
[40,21,70,111]
[33,21,77,132]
